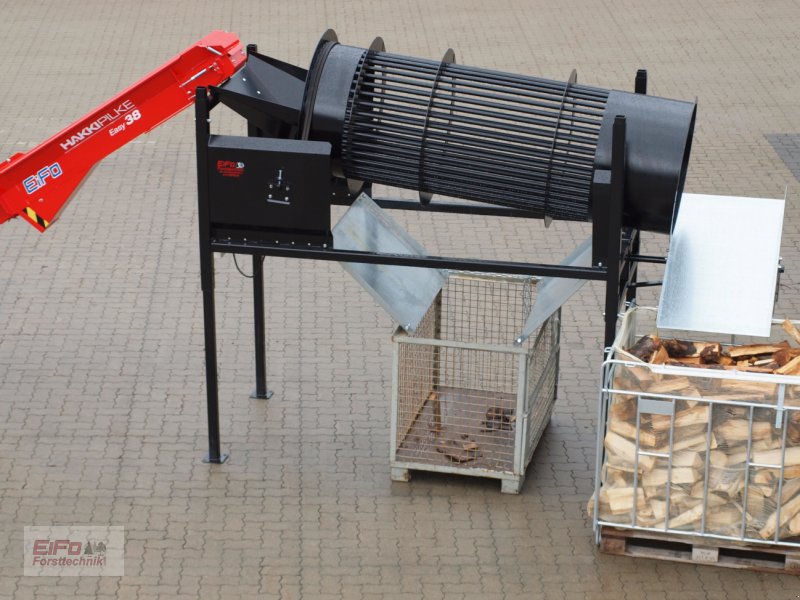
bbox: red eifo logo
[216,160,245,178]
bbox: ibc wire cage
[390,272,560,493]
[593,307,800,548]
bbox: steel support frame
[195,83,639,463]
[196,87,228,464]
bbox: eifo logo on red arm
[23,162,62,195]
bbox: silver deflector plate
[333,194,447,332]
[657,192,785,337]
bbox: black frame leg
[602,116,627,351]
[197,86,228,464]
[250,255,273,400]
[200,249,228,464]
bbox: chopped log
[788,386,800,403]
[717,378,777,397]
[715,419,773,442]
[781,478,800,504]
[773,347,800,367]
[676,422,713,440]
[609,398,637,422]
[706,504,745,536]
[667,491,695,511]
[672,356,703,365]
[621,364,655,385]
[754,436,781,452]
[685,481,704,499]
[753,447,800,467]
[719,355,735,366]
[688,483,731,506]
[588,490,616,520]
[653,432,718,454]
[650,405,709,432]
[790,412,800,445]
[642,467,699,488]
[603,465,632,486]
[721,404,747,419]
[709,450,729,468]
[643,485,663,500]
[752,469,776,486]
[627,335,662,362]
[675,405,710,428]
[663,338,698,358]
[482,406,515,431]
[786,465,800,479]
[708,466,745,497]
[668,503,705,529]
[746,486,769,516]
[788,513,800,537]
[608,418,661,448]
[644,377,693,395]
[699,343,722,364]
[759,493,800,539]
[727,342,789,359]
[671,451,703,469]
[682,386,703,399]
[704,393,767,404]
[757,482,777,498]
[663,339,722,359]
[719,449,749,466]
[729,365,781,374]
[436,434,482,462]
[782,319,800,346]
[651,345,670,365]
[635,507,657,523]
[777,354,800,376]
[604,431,656,471]
[606,486,647,514]
[753,360,780,370]
[666,360,726,371]
[650,499,667,521]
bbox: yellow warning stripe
[24,207,49,229]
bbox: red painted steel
[0,30,245,231]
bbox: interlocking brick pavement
[1,1,800,598]
[768,134,800,184]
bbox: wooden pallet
[600,526,800,575]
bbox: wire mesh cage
[390,272,560,493]
[592,307,800,547]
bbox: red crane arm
[0,30,245,232]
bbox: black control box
[207,135,332,245]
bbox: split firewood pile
[590,320,800,541]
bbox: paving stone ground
[1,1,800,598]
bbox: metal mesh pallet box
[390,273,560,493]
[593,306,800,550]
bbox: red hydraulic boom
[0,31,245,232]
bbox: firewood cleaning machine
[0,30,698,463]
